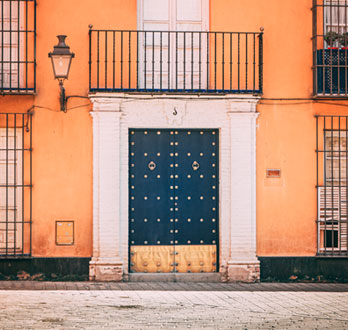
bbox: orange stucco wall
[1,0,343,258]
[211,0,346,256]
[0,0,137,257]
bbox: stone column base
[89,258,124,281]
[222,260,260,283]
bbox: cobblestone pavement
[0,283,348,329]
[0,281,348,291]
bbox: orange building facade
[0,0,347,282]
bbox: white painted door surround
[89,93,260,282]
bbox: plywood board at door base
[130,245,175,273]
[130,245,217,273]
[175,245,217,273]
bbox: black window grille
[89,29,263,94]
[313,0,348,96]
[0,112,32,257]
[316,115,348,256]
[0,0,36,94]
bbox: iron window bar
[89,29,263,94]
[0,0,36,94]
[0,112,32,258]
[316,115,348,256]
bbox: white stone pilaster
[89,99,124,281]
[226,108,260,282]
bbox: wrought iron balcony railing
[0,0,36,94]
[89,29,263,94]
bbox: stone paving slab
[0,281,347,291]
[0,290,348,329]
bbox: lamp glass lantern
[49,35,75,80]
[48,35,75,111]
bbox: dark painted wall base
[259,257,348,282]
[1,257,347,282]
[0,258,91,280]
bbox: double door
[129,129,218,273]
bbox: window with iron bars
[313,0,348,96]
[0,113,32,257]
[0,0,36,94]
[316,115,348,256]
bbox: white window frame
[0,128,23,254]
[318,186,348,252]
[324,0,348,42]
[324,131,348,185]
[318,130,348,253]
[0,0,25,90]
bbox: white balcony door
[137,0,209,90]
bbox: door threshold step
[128,273,221,282]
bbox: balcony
[89,29,263,94]
[0,0,36,95]
[313,0,348,97]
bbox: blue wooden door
[129,129,218,273]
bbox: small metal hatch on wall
[55,221,74,245]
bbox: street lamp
[48,35,75,112]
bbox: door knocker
[148,161,156,171]
[192,161,200,171]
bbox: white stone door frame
[89,93,260,282]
